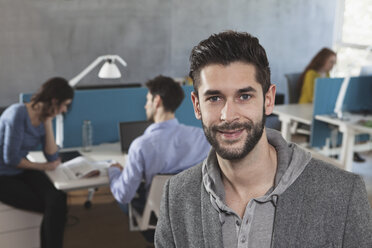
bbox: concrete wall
[0,0,338,107]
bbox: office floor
[62,152,372,248]
[63,187,151,248]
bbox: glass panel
[342,0,372,46]
[333,46,371,77]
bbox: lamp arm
[69,55,107,87]
[112,55,127,67]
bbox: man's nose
[220,101,239,122]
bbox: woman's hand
[43,115,54,125]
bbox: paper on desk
[61,156,111,179]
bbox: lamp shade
[98,59,121,78]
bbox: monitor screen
[118,121,151,153]
[360,65,372,76]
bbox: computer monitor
[360,65,372,76]
[118,121,151,153]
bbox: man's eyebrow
[238,87,257,93]
[203,90,221,96]
[203,87,257,97]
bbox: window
[333,0,372,77]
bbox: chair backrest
[129,174,173,231]
[0,106,7,116]
[285,72,302,103]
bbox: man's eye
[207,96,220,102]
[240,94,251,100]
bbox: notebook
[118,121,151,153]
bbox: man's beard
[202,112,265,161]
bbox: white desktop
[28,142,126,191]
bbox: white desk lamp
[69,55,127,87]
[56,55,127,147]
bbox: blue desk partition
[311,76,372,147]
[21,85,201,148]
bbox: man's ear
[264,84,276,116]
[153,95,162,108]
[191,91,201,120]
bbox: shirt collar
[202,129,294,211]
[144,118,179,134]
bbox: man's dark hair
[189,30,271,95]
[145,75,185,113]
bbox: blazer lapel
[201,183,224,248]
[272,187,305,247]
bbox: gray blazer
[155,158,372,248]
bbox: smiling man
[155,31,372,248]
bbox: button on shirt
[204,157,278,248]
[109,118,211,204]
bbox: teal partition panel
[64,87,147,147]
[310,76,372,147]
[342,75,372,111]
[176,86,202,128]
[21,85,200,148]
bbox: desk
[315,113,372,171]
[28,142,126,191]
[272,104,313,141]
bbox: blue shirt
[0,103,59,176]
[108,118,211,204]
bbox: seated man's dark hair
[145,75,185,113]
[189,30,271,95]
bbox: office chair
[284,72,311,138]
[285,72,302,104]
[0,106,7,116]
[128,174,173,231]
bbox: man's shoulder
[177,122,203,133]
[296,157,363,192]
[130,128,156,147]
[167,162,203,193]
[307,157,358,179]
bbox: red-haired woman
[298,48,337,104]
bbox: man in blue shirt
[108,75,210,212]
